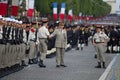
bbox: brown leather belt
[39,38,47,39]
[95,42,104,44]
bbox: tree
[34,0,111,17]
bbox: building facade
[103,0,116,14]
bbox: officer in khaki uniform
[92,26,109,68]
[37,18,50,68]
[50,22,67,67]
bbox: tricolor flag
[27,0,34,17]
[60,3,66,20]
[0,0,8,16]
[11,0,19,16]
[53,2,58,20]
[67,9,73,21]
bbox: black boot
[76,47,79,50]
[94,54,97,59]
[95,62,101,68]
[102,62,106,69]
[28,59,33,64]
[22,60,28,67]
[32,58,38,64]
[38,60,46,68]
[81,47,83,50]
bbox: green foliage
[34,0,111,17]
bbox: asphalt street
[1,42,115,80]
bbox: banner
[27,0,34,17]
[0,0,8,16]
[116,0,120,14]
[53,2,58,20]
[11,0,19,16]
[60,3,66,20]
[67,9,73,21]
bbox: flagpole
[7,0,11,17]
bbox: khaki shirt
[93,31,109,43]
[28,29,36,43]
[51,29,67,48]
[37,26,50,39]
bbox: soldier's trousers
[56,48,65,65]
[29,42,36,59]
[20,43,26,61]
[10,45,16,66]
[39,39,47,60]
[95,43,106,62]
[15,44,21,64]
[0,44,5,68]
[3,43,10,67]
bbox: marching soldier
[77,26,85,50]
[84,26,90,46]
[109,26,119,53]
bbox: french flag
[11,0,19,16]
[67,9,73,21]
[60,3,66,20]
[0,0,8,16]
[53,2,58,20]
[27,0,34,17]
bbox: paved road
[1,42,115,80]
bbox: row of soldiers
[66,24,91,50]
[0,16,29,70]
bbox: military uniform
[28,27,36,64]
[50,22,67,67]
[0,24,6,68]
[92,27,109,68]
[37,20,50,68]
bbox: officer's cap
[41,17,48,23]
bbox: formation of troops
[0,14,120,77]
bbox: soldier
[84,26,90,46]
[109,26,119,53]
[28,24,36,64]
[77,26,85,50]
[92,26,109,68]
[37,17,50,68]
[19,21,28,66]
[66,25,73,50]
[50,22,67,67]
[9,20,16,66]
[2,18,8,68]
[0,16,6,69]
